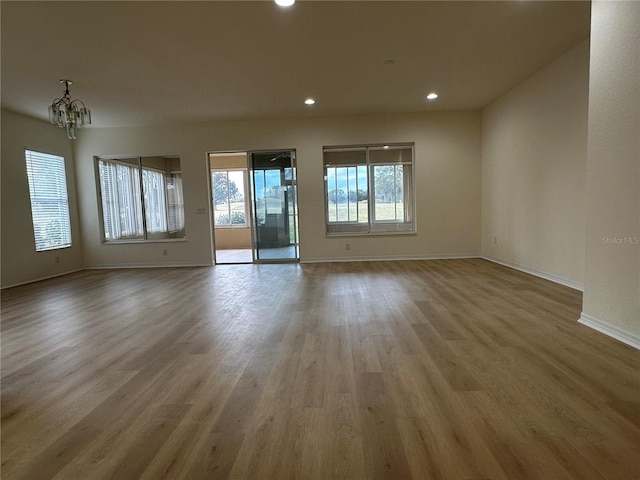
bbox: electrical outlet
[163,249,168,256]
[345,243,351,251]
[55,256,60,264]
[493,236,498,245]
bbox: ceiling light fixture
[304,98,316,105]
[426,92,439,100]
[48,80,92,139]
[275,0,295,7]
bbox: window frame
[323,143,416,236]
[24,149,73,252]
[95,155,186,243]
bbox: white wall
[581,1,640,345]
[481,41,590,289]
[73,111,481,267]
[1,109,83,287]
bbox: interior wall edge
[481,255,584,292]
[579,313,640,351]
[479,40,589,289]
[1,268,84,290]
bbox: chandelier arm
[48,80,91,138]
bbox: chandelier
[48,80,92,139]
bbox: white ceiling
[1,1,591,128]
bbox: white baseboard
[85,261,212,270]
[481,255,583,291]
[2,262,213,289]
[1,268,84,290]
[300,253,480,264]
[579,313,640,350]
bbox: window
[166,174,185,233]
[211,170,247,226]
[324,144,415,235]
[25,150,72,251]
[97,156,185,241]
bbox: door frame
[207,148,299,265]
[247,148,299,264]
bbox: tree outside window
[324,144,414,235]
[212,170,247,226]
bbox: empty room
[1,1,638,479]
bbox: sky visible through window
[324,143,414,233]
[253,169,281,200]
[327,166,368,193]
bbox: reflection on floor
[215,246,298,264]
[258,245,298,260]
[215,249,252,264]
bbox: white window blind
[98,157,185,241]
[142,168,168,233]
[167,173,185,232]
[25,150,72,251]
[99,160,144,240]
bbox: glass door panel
[248,150,299,262]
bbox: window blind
[99,160,144,240]
[98,157,185,241]
[167,173,185,232]
[25,150,72,251]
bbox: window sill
[37,244,73,252]
[325,230,417,238]
[102,237,187,245]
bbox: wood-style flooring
[1,259,639,479]
[215,246,299,264]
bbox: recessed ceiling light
[426,92,439,100]
[304,98,316,105]
[275,0,295,7]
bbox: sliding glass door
[248,150,299,262]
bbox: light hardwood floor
[1,259,639,480]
